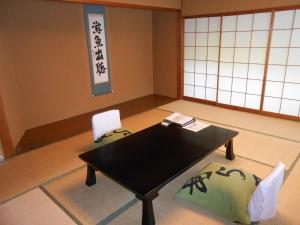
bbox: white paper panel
[267,65,286,82]
[290,29,300,47]
[273,10,295,30]
[269,48,288,65]
[219,77,232,91]
[247,79,263,95]
[207,47,219,61]
[237,14,253,31]
[221,32,235,47]
[271,30,292,47]
[196,47,207,60]
[294,10,300,28]
[195,60,206,73]
[195,86,205,99]
[233,63,248,78]
[184,85,194,97]
[207,61,218,74]
[283,83,300,100]
[265,81,283,98]
[245,94,261,109]
[235,32,251,47]
[234,48,250,63]
[232,78,247,92]
[218,90,231,104]
[251,31,269,47]
[208,32,220,46]
[223,16,237,31]
[184,72,194,85]
[288,48,300,65]
[196,33,208,46]
[185,19,196,32]
[220,48,234,62]
[253,12,271,30]
[206,75,217,88]
[206,88,217,101]
[280,99,300,116]
[249,48,267,64]
[184,47,195,59]
[219,62,233,77]
[195,73,206,86]
[286,66,300,83]
[184,33,195,46]
[263,97,281,113]
[248,64,265,80]
[197,18,209,32]
[209,17,221,32]
[231,92,245,107]
[184,60,195,72]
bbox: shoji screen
[218,13,271,109]
[264,9,300,117]
[183,8,300,120]
[184,17,221,101]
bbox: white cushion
[92,110,121,141]
[248,162,285,221]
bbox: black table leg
[86,164,96,186]
[142,198,155,225]
[225,139,235,160]
[136,193,158,225]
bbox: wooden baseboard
[16,94,176,155]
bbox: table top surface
[79,123,238,199]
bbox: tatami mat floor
[0,103,299,225]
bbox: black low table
[79,123,238,225]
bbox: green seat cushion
[176,162,261,224]
[90,128,132,150]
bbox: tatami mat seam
[40,186,83,225]
[217,149,275,169]
[0,165,85,205]
[284,152,300,182]
[40,165,139,225]
[158,108,300,144]
[42,165,86,187]
[0,186,41,205]
[97,198,139,225]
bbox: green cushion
[90,128,132,150]
[176,162,261,224]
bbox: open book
[163,112,195,127]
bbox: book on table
[163,112,195,127]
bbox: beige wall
[182,0,300,16]
[0,22,25,147]
[62,0,181,9]
[153,11,178,98]
[0,0,154,146]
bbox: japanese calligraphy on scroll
[84,5,111,96]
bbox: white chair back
[92,110,121,141]
[248,162,285,221]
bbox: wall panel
[0,0,154,143]
[0,18,25,149]
[153,10,178,98]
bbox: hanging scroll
[84,5,111,96]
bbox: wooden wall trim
[182,96,300,122]
[260,10,275,111]
[183,4,300,18]
[0,93,15,158]
[51,0,181,11]
[15,95,176,155]
[177,11,183,98]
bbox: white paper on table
[164,112,194,126]
[183,120,210,132]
